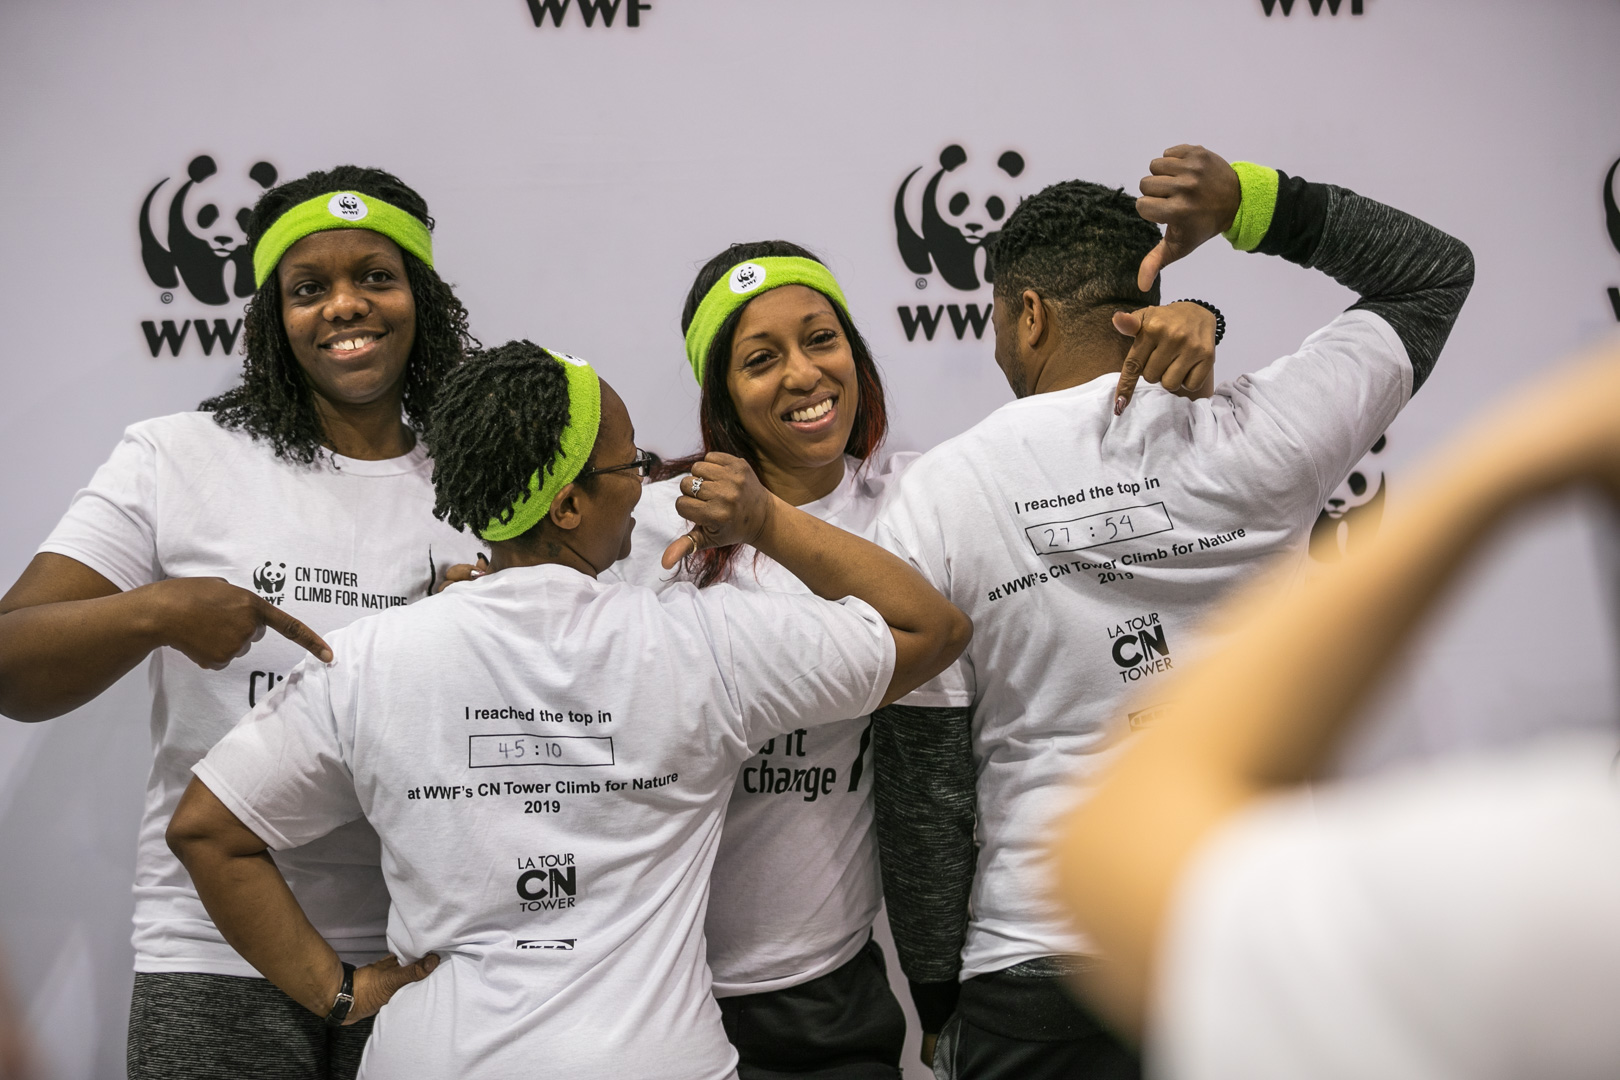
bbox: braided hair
[200,165,476,464]
[663,240,888,587]
[424,340,594,538]
[988,179,1163,331]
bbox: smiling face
[277,229,417,412]
[724,285,858,482]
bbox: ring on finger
[689,476,704,497]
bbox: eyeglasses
[577,448,660,483]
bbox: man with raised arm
[872,144,1474,1079]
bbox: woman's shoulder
[603,476,690,589]
[819,450,921,532]
[105,410,259,460]
[126,409,240,441]
[635,475,690,541]
[854,449,921,493]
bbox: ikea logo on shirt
[516,852,578,912]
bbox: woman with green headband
[605,240,1220,1077]
[0,165,480,1079]
[164,340,972,1080]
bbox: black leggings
[718,938,907,1080]
[932,970,1140,1080]
[127,971,373,1080]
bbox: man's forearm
[872,702,976,1031]
[1253,172,1474,391]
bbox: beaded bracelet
[1173,298,1226,345]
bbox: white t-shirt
[605,453,915,996]
[877,310,1410,977]
[194,563,894,1080]
[1153,736,1620,1080]
[38,411,480,977]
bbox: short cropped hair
[989,180,1162,325]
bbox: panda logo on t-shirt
[252,561,287,597]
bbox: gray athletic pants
[127,972,373,1080]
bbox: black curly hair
[988,179,1162,330]
[424,340,600,538]
[199,165,476,464]
[663,240,888,587]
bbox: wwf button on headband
[683,257,851,385]
[252,191,435,289]
[480,350,603,543]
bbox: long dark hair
[200,165,476,464]
[662,240,888,586]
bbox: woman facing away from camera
[165,340,972,1080]
[0,166,481,1079]
[601,240,1220,1078]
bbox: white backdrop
[2,2,1619,1076]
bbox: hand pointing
[143,577,333,669]
[1135,144,1243,292]
[1111,302,1219,415]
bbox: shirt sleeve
[875,507,976,709]
[1214,169,1474,513]
[599,477,688,590]
[872,702,977,1028]
[1223,309,1410,512]
[1252,172,1474,394]
[702,587,895,749]
[37,423,162,591]
[192,655,363,851]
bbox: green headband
[682,256,851,384]
[252,191,435,288]
[479,350,603,543]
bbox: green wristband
[479,350,602,543]
[252,191,434,289]
[1221,162,1280,253]
[683,257,851,385]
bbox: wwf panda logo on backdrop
[1309,434,1388,562]
[140,155,278,305]
[895,144,1027,292]
[1605,155,1620,255]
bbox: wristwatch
[324,962,356,1027]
